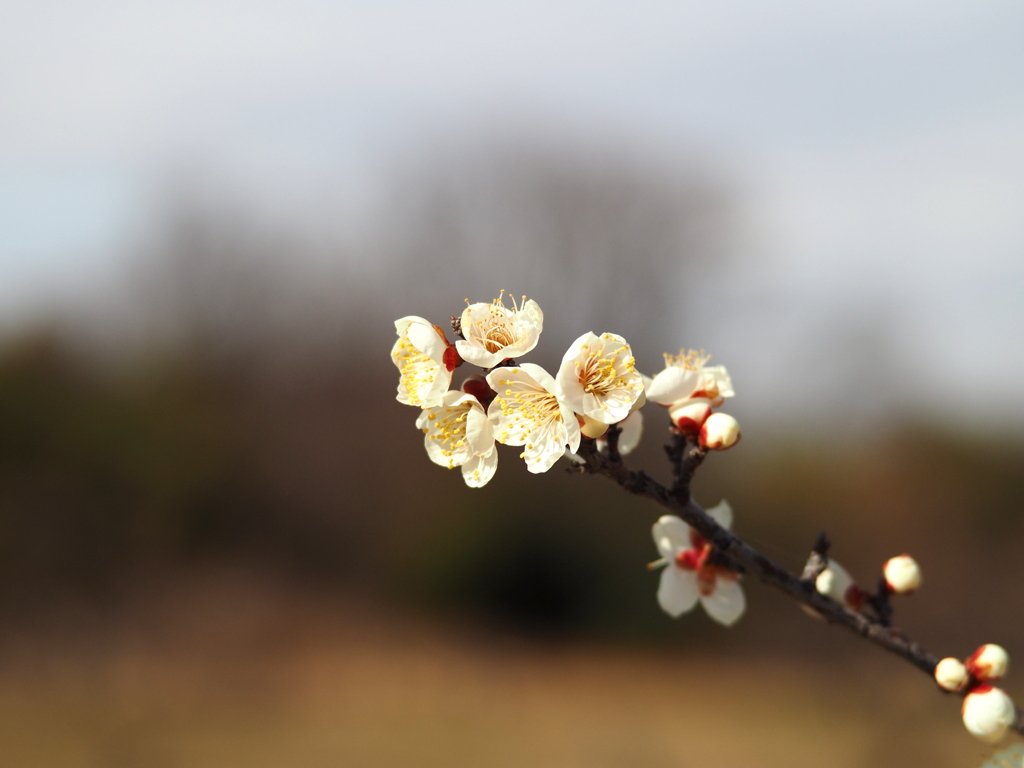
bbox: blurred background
[2,2,1023,766]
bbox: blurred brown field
[0,564,1001,768]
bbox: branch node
[799,531,832,584]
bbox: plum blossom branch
[394,293,1021,744]
[572,430,1024,737]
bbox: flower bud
[461,375,497,408]
[814,561,865,610]
[699,412,741,450]
[934,657,969,692]
[882,554,921,594]
[967,644,1010,682]
[962,685,1016,743]
[578,413,610,439]
[668,397,711,435]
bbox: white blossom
[392,316,457,408]
[416,391,498,488]
[650,502,745,626]
[486,363,581,473]
[556,332,644,424]
[455,292,543,369]
[647,349,734,407]
[963,685,1017,743]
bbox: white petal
[463,400,495,456]
[705,500,733,530]
[522,420,571,473]
[658,567,700,618]
[419,394,476,468]
[407,320,446,360]
[519,362,557,392]
[647,366,700,405]
[703,365,734,399]
[461,448,498,488]
[701,579,745,626]
[562,403,582,454]
[651,515,690,559]
[394,315,430,335]
[520,298,544,329]
[555,332,598,412]
[455,338,501,369]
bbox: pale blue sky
[2,0,1023,425]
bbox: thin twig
[571,434,1024,735]
[799,532,831,584]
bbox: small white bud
[968,644,1011,682]
[883,554,921,594]
[578,413,610,439]
[934,657,969,692]
[699,412,741,450]
[962,685,1016,743]
[668,397,711,435]
[814,561,865,610]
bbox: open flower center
[484,324,517,353]
[466,292,528,354]
[673,532,736,597]
[491,375,565,444]
[578,345,633,395]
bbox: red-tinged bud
[967,644,1010,682]
[882,554,921,594]
[814,561,866,611]
[962,685,1016,743]
[461,376,496,408]
[432,324,463,372]
[579,413,610,439]
[699,412,741,450]
[934,657,969,692]
[668,397,712,435]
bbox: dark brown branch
[799,532,831,584]
[571,437,1024,735]
[604,422,623,465]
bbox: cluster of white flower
[646,348,740,449]
[392,292,740,489]
[391,292,1020,744]
[932,643,1017,743]
[393,292,745,624]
